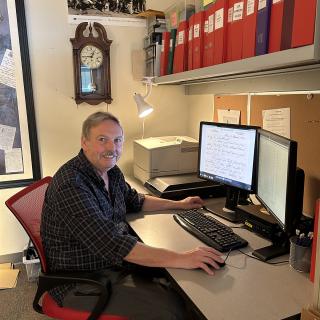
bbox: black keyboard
[173,209,248,252]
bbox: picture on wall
[67,0,146,15]
[0,0,40,188]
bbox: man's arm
[141,194,204,211]
[124,241,224,275]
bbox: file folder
[255,0,272,56]
[193,11,206,69]
[268,0,284,53]
[160,31,170,76]
[268,0,294,53]
[173,21,189,73]
[242,0,258,58]
[230,0,245,61]
[188,14,195,70]
[226,2,234,62]
[167,28,177,74]
[280,0,295,50]
[291,0,316,48]
[214,0,229,65]
[203,4,216,67]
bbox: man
[41,112,224,319]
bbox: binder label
[189,27,193,41]
[258,0,267,10]
[204,20,209,33]
[272,0,282,3]
[215,8,224,30]
[208,14,215,33]
[247,0,255,15]
[170,39,173,48]
[178,31,184,45]
[194,24,200,38]
[228,7,233,23]
[161,39,165,52]
[233,2,244,21]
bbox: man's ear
[81,136,88,150]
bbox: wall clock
[70,22,112,105]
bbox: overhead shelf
[154,45,320,87]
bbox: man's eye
[98,137,106,142]
[114,138,123,144]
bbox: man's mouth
[102,152,117,159]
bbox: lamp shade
[133,93,154,118]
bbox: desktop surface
[126,177,313,320]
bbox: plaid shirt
[41,150,145,305]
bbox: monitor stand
[204,201,242,222]
[252,242,289,261]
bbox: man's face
[81,120,124,173]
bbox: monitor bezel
[255,129,298,232]
[198,121,259,194]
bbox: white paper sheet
[262,107,290,138]
[0,49,16,88]
[5,148,23,173]
[217,109,241,124]
[0,124,16,151]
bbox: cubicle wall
[213,94,320,217]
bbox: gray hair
[82,112,122,139]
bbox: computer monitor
[198,122,259,222]
[253,129,304,261]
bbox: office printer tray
[144,174,226,200]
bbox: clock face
[80,45,103,69]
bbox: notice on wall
[217,109,241,124]
[262,107,290,138]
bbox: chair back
[5,177,52,273]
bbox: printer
[133,136,199,183]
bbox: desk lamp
[133,77,154,138]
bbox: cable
[237,249,288,265]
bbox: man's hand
[179,196,204,209]
[175,246,224,275]
[125,242,224,275]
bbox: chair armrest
[34,271,112,320]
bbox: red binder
[269,0,284,53]
[160,31,170,76]
[192,11,206,69]
[203,4,216,67]
[230,0,245,61]
[291,0,316,48]
[310,199,320,282]
[203,11,210,67]
[214,0,229,65]
[173,21,189,73]
[188,14,195,70]
[226,2,234,62]
[242,0,258,59]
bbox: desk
[127,178,313,320]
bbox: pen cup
[289,236,312,273]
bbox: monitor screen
[199,122,257,192]
[198,122,258,222]
[256,129,298,230]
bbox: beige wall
[0,0,202,256]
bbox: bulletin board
[251,94,320,217]
[214,95,248,124]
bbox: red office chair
[5,176,128,320]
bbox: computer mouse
[216,261,226,268]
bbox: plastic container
[23,247,41,282]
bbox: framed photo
[0,0,41,188]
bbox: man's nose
[105,140,116,150]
